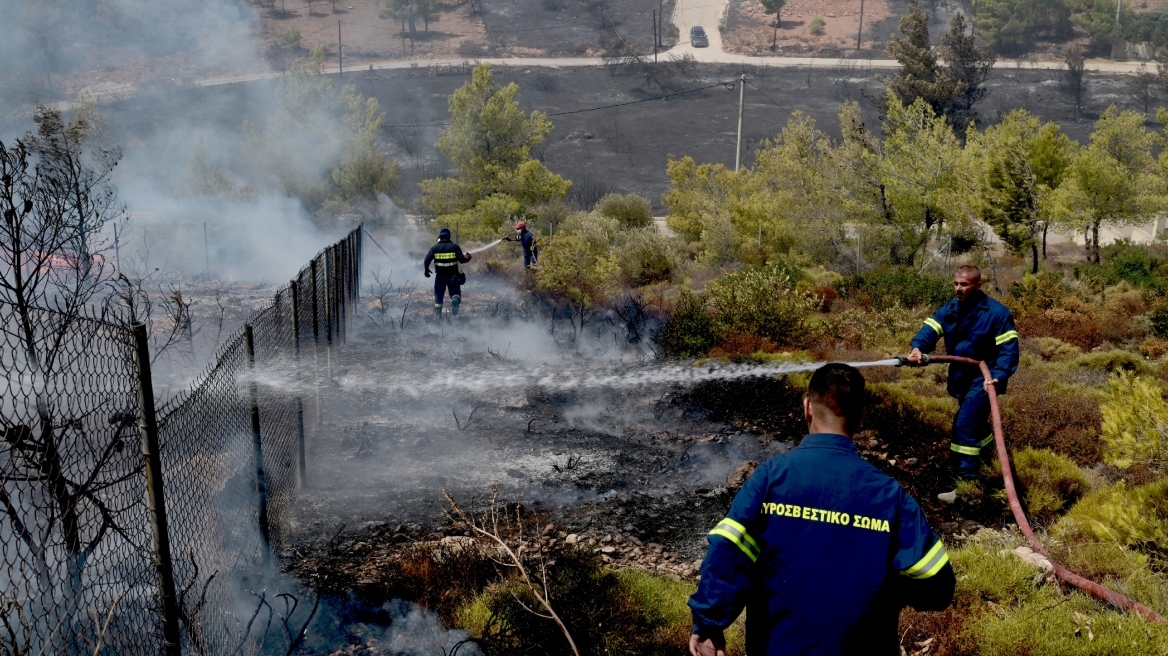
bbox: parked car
[690,25,709,47]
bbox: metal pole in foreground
[244,324,272,560]
[290,280,308,487]
[735,74,746,173]
[133,324,182,656]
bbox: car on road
[690,25,709,47]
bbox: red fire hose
[910,354,1166,624]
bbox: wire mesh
[0,226,362,655]
[0,302,159,655]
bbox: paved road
[66,0,1149,105]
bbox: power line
[745,78,789,113]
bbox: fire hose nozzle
[895,354,930,367]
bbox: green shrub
[456,549,704,656]
[998,447,1090,522]
[1100,372,1168,472]
[1071,350,1151,376]
[616,227,679,286]
[284,26,302,48]
[1052,478,1168,563]
[809,14,826,34]
[1075,240,1168,292]
[1150,303,1168,338]
[1007,271,1073,310]
[656,290,723,357]
[1027,336,1083,362]
[839,267,951,311]
[706,264,818,346]
[595,193,653,229]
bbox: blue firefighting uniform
[910,291,1019,478]
[689,433,955,655]
[423,238,471,315]
[518,229,537,268]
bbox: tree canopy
[419,63,570,240]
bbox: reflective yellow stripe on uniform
[995,330,1019,345]
[951,443,982,456]
[710,517,760,563]
[901,540,950,579]
[978,434,994,448]
[923,318,943,335]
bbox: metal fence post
[132,323,182,656]
[290,280,308,488]
[244,324,272,559]
[310,258,322,425]
[324,248,333,348]
[356,226,363,306]
[333,244,344,344]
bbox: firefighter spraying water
[423,228,472,319]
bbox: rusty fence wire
[0,227,362,655]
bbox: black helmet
[438,228,451,240]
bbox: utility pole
[856,0,865,50]
[653,10,658,62]
[734,74,746,172]
[659,0,664,47]
[338,20,343,79]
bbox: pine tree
[880,0,960,118]
[941,14,995,126]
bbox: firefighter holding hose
[504,220,538,268]
[423,227,471,319]
[907,265,1019,503]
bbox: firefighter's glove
[424,269,431,278]
[464,252,472,261]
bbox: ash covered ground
[279,275,795,583]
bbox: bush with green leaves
[457,549,709,656]
[809,14,826,34]
[594,193,653,229]
[838,267,951,311]
[615,227,680,286]
[1052,477,1168,564]
[706,264,818,346]
[656,290,723,357]
[998,447,1090,522]
[1100,372,1168,472]
[1074,241,1168,292]
[1150,303,1168,338]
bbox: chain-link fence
[0,226,362,655]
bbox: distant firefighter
[688,364,955,656]
[504,220,538,268]
[423,228,471,318]
[907,264,1019,503]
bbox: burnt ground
[278,273,1001,613]
[107,64,1147,217]
[480,0,680,57]
[281,279,793,574]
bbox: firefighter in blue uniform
[689,364,954,656]
[908,265,1019,503]
[423,228,471,318]
[504,220,538,268]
